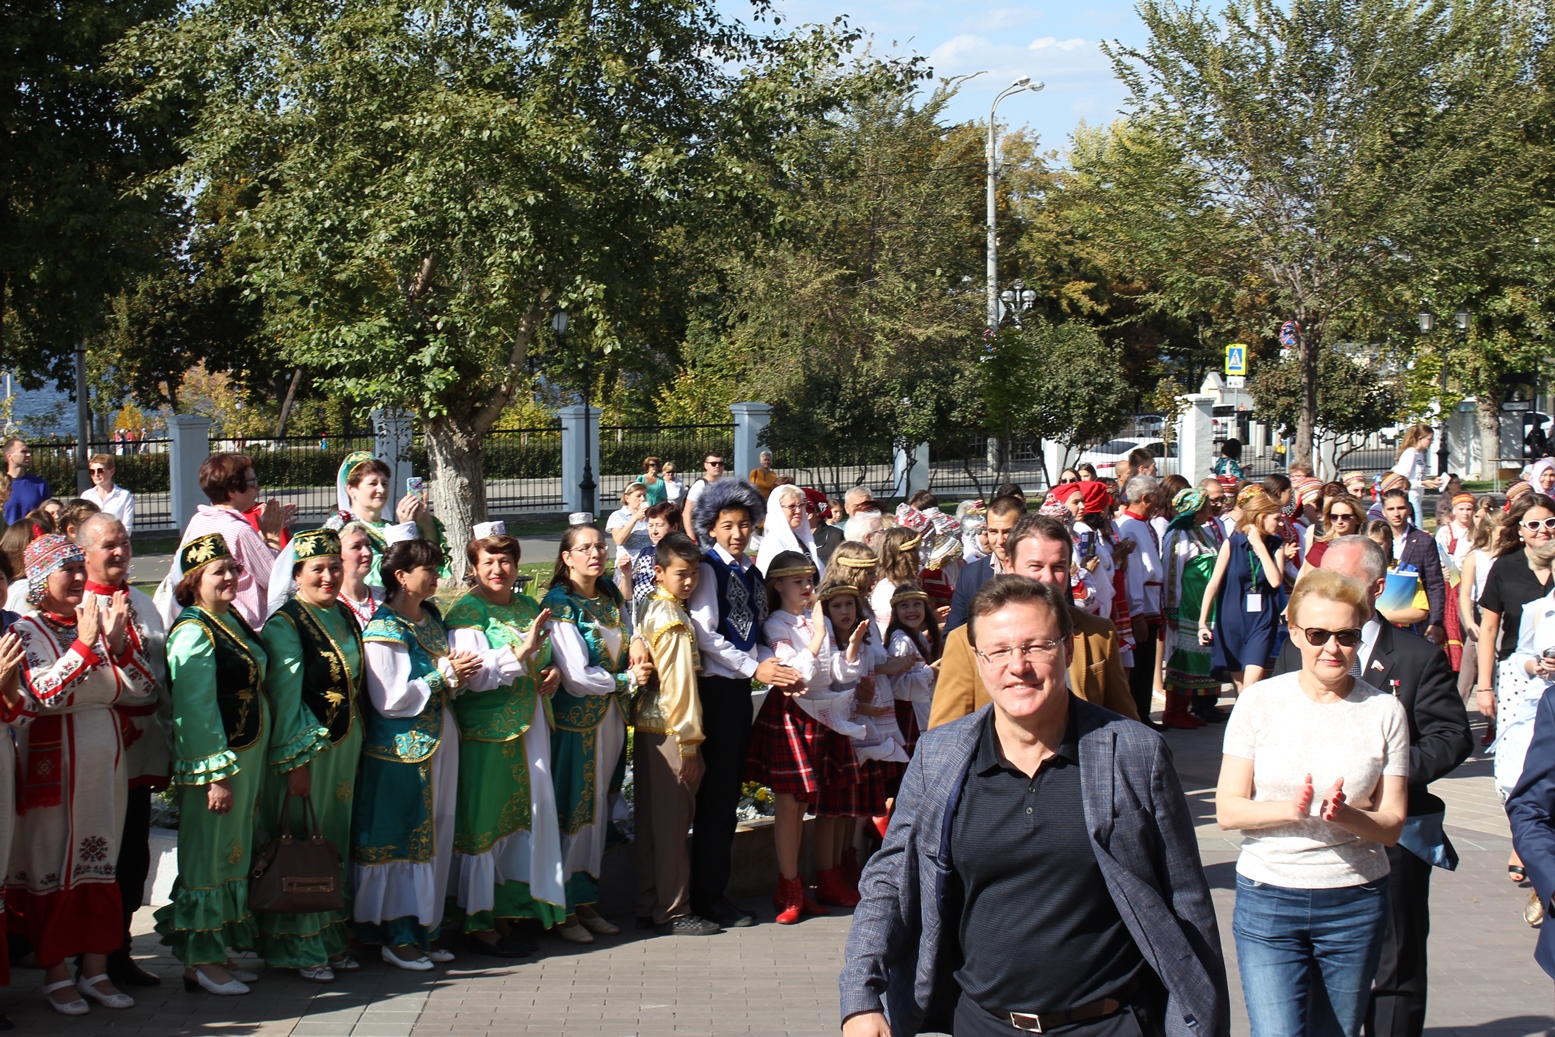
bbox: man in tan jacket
[929,513,1140,727]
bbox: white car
[1074,438,1176,480]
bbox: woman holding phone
[317,453,448,591]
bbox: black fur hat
[693,479,766,539]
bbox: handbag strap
[278,790,325,842]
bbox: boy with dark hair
[633,533,721,936]
[686,481,799,927]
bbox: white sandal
[76,974,134,1009]
[42,978,89,1016]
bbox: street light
[1419,308,1466,477]
[987,76,1045,331]
[556,309,596,518]
[998,279,1039,326]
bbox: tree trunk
[1476,386,1503,482]
[274,368,304,437]
[1294,327,1318,468]
[424,411,486,586]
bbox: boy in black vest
[686,480,799,927]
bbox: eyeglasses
[89,467,108,474]
[706,460,725,468]
[1522,518,1555,532]
[1296,626,1363,648]
[973,639,1065,668]
[243,476,260,488]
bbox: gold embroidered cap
[834,555,877,570]
[291,528,343,560]
[817,584,863,603]
[179,533,233,578]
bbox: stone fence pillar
[1177,394,1216,483]
[168,414,213,531]
[557,404,600,517]
[730,402,773,485]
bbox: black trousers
[688,674,753,913]
[953,992,1164,1037]
[1128,620,1162,722]
[115,786,154,952]
[1364,843,1432,1037]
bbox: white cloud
[929,34,991,64]
[1030,36,1087,50]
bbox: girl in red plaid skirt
[748,552,869,923]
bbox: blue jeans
[1233,874,1390,1037]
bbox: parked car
[1131,413,1168,433]
[1075,438,1177,480]
[1211,405,1237,442]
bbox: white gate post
[730,402,773,484]
[557,405,600,517]
[1177,394,1216,482]
[168,414,213,530]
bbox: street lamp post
[556,309,596,518]
[986,76,1044,331]
[1419,308,1467,478]
[999,279,1039,327]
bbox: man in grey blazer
[840,576,1228,1037]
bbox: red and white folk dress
[7,611,158,966]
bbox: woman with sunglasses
[1477,492,1555,885]
[1216,568,1408,1037]
[1299,494,1365,578]
[83,453,135,536]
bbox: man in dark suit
[1508,678,1555,980]
[1273,534,1472,1037]
[944,494,1025,634]
[841,576,1227,1037]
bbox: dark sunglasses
[89,467,109,474]
[706,460,725,467]
[1297,626,1363,648]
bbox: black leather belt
[1007,996,1123,1033]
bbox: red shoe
[801,885,830,917]
[1162,692,1205,730]
[773,876,803,925]
[814,867,860,908]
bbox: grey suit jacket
[839,697,1229,1036]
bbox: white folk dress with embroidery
[544,617,629,888]
[8,612,158,927]
[351,638,460,935]
[829,636,908,764]
[446,626,567,917]
[87,583,171,788]
[763,610,865,739]
[887,629,936,732]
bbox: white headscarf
[756,484,822,575]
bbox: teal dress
[350,602,458,951]
[541,582,634,909]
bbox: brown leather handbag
[249,793,343,913]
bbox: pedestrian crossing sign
[1225,344,1247,377]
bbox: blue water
[4,379,84,438]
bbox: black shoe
[0,1013,13,1031]
[705,896,755,928]
[660,914,721,936]
[636,915,657,930]
[106,949,162,987]
[465,932,536,958]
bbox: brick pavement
[2,709,1549,1036]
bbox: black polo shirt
[950,701,1149,1015]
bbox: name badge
[1245,593,1263,613]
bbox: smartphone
[1542,647,1555,661]
[406,476,426,498]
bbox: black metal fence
[227,434,377,520]
[26,436,176,532]
[597,423,734,505]
[485,425,565,513]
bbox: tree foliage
[117,0,919,571]
[1098,0,1539,465]
[1247,345,1404,438]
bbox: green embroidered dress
[154,606,274,966]
[350,602,458,951]
[1163,523,1223,695]
[444,592,567,931]
[255,598,364,967]
[541,581,635,910]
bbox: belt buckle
[1008,1012,1045,1033]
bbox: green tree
[1247,344,1405,469]
[1,0,184,394]
[977,320,1134,483]
[1100,0,1536,466]
[118,0,914,570]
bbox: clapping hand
[75,595,102,651]
[0,632,24,707]
[1291,773,1315,821]
[1319,777,1346,821]
[448,649,483,686]
[103,591,130,657]
[516,609,552,663]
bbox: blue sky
[722,0,1150,156]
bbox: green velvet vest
[360,602,449,764]
[277,598,361,746]
[171,606,265,752]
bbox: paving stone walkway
[2,709,1547,1036]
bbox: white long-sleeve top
[831,635,907,763]
[765,609,862,737]
[1117,511,1164,619]
[547,617,635,698]
[362,639,456,718]
[447,628,527,693]
[887,629,935,704]
[688,544,772,679]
